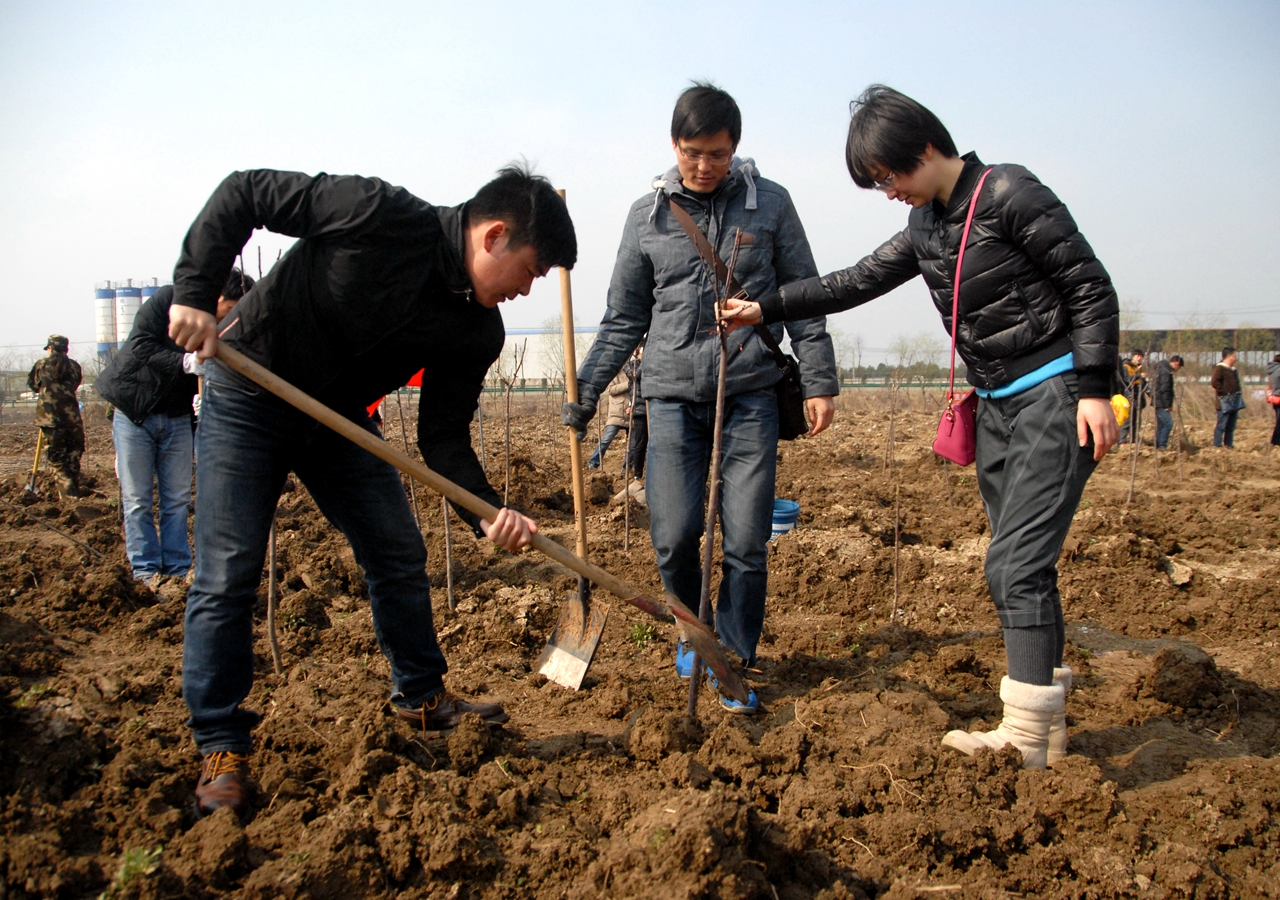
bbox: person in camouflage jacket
[27,335,85,497]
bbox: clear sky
[2,0,1277,367]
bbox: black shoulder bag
[666,200,809,440]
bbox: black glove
[561,399,597,440]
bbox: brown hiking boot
[195,751,251,819]
[392,693,509,732]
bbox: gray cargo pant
[976,372,1097,632]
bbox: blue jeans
[1214,407,1238,447]
[1155,408,1174,450]
[185,364,447,754]
[113,412,193,580]
[646,389,778,664]
[588,424,624,467]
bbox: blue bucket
[771,499,800,540]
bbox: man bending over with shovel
[168,165,576,820]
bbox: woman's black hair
[845,85,958,188]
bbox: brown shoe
[195,751,251,820]
[392,693,509,732]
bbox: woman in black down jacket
[725,86,1120,769]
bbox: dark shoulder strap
[665,195,790,369]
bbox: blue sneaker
[719,688,760,715]
[706,668,760,715]
[675,640,696,679]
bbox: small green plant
[849,643,863,659]
[649,825,672,851]
[16,684,50,708]
[280,611,304,632]
[625,623,657,650]
[98,846,162,899]
[1078,499,1092,510]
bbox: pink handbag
[932,168,992,467]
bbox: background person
[1151,354,1182,451]
[168,165,575,820]
[1268,354,1280,448]
[27,335,85,498]
[587,366,631,470]
[724,84,1119,766]
[1210,347,1242,449]
[96,270,253,583]
[1118,350,1147,444]
[564,83,839,714]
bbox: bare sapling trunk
[477,394,486,473]
[1176,384,1185,481]
[688,229,745,718]
[267,512,283,675]
[500,340,528,505]
[893,483,901,608]
[442,495,455,610]
[394,389,421,528]
[623,361,638,552]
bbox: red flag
[367,369,424,417]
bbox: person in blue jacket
[564,83,839,714]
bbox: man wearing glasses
[565,82,838,713]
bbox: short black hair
[1130,349,1145,358]
[845,84,958,189]
[1222,346,1236,359]
[671,81,741,148]
[1169,355,1184,365]
[467,162,577,270]
[222,267,255,300]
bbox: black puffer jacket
[759,154,1119,397]
[95,287,197,424]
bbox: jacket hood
[1267,360,1280,376]
[648,156,760,221]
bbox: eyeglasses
[872,171,897,192]
[677,145,734,166]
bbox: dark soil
[1,393,1277,899]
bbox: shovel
[535,189,609,689]
[213,343,750,704]
[25,429,44,495]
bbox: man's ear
[482,221,508,254]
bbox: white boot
[942,677,1065,769]
[1048,667,1072,764]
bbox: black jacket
[1152,359,1176,409]
[759,154,1119,398]
[171,170,504,529]
[95,287,197,424]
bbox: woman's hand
[480,507,539,551]
[719,298,762,334]
[1078,397,1119,461]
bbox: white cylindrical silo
[115,280,142,344]
[95,283,117,357]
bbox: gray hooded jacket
[576,159,838,406]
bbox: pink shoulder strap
[946,167,993,401]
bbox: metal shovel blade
[535,582,609,690]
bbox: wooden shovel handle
[213,344,749,703]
